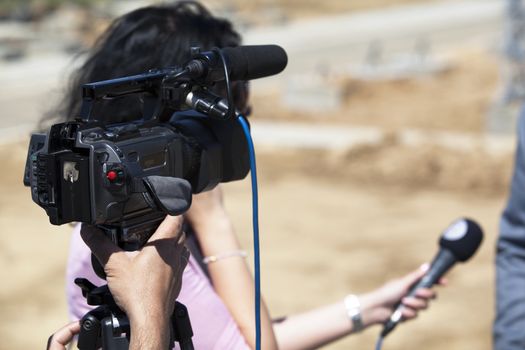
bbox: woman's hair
[42,1,244,128]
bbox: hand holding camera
[47,215,189,350]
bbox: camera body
[24,109,249,247]
[23,45,287,248]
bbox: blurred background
[0,0,517,349]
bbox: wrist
[127,297,172,322]
[129,310,170,350]
[358,292,383,326]
[358,292,391,326]
[343,294,365,332]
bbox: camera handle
[75,278,194,350]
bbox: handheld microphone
[380,218,483,338]
[184,45,288,83]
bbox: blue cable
[375,336,384,350]
[237,115,262,350]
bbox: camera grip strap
[141,176,193,216]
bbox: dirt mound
[253,51,498,133]
[257,133,513,196]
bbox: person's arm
[185,187,278,350]
[495,109,525,350]
[80,215,189,350]
[186,188,440,350]
[272,265,436,350]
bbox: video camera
[23,45,287,249]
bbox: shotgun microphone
[184,45,288,83]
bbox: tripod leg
[78,314,101,350]
[171,302,194,350]
[101,315,130,350]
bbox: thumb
[47,321,81,350]
[401,263,430,288]
[147,215,185,243]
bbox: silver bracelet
[202,250,247,264]
[344,294,364,332]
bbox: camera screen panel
[140,150,167,170]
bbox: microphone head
[439,218,483,262]
[223,45,288,81]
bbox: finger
[177,230,187,245]
[148,215,184,242]
[171,246,190,277]
[179,246,190,269]
[47,321,81,350]
[401,263,430,286]
[414,288,436,300]
[80,224,122,266]
[438,277,448,286]
[162,232,188,261]
[402,296,428,310]
[401,307,418,320]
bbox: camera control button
[107,171,118,182]
[106,168,124,184]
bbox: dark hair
[42,1,246,128]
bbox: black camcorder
[23,45,288,249]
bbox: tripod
[74,218,195,350]
[74,277,194,350]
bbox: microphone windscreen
[223,45,288,81]
[439,218,483,262]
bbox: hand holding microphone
[357,263,442,329]
[380,218,483,339]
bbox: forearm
[129,312,170,350]
[126,280,178,349]
[194,214,278,349]
[273,294,381,350]
[274,301,349,350]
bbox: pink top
[66,224,249,349]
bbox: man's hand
[80,215,189,350]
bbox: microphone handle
[380,249,456,337]
[407,248,456,295]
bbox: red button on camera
[106,170,118,182]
